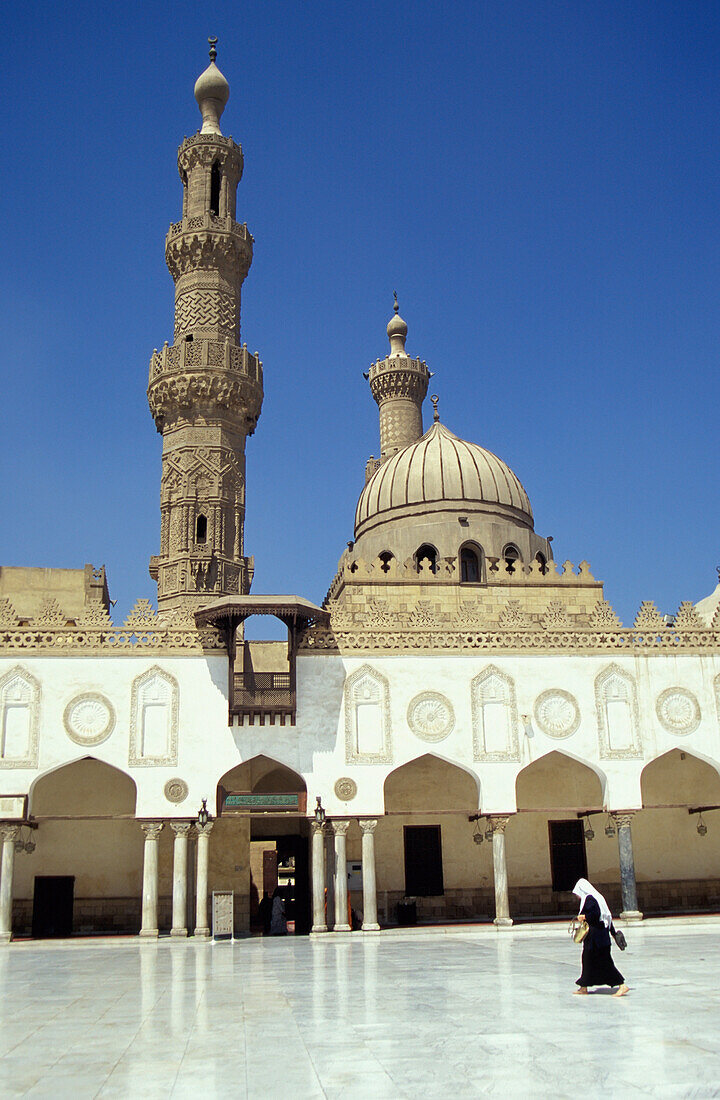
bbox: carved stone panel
[406,692,455,743]
[0,666,40,769]
[63,693,116,746]
[534,689,580,739]
[595,664,643,759]
[656,687,701,736]
[344,665,392,765]
[471,665,520,761]
[129,666,179,766]
[334,778,358,802]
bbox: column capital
[489,815,513,834]
[170,821,193,837]
[140,821,164,840]
[196,821,214,838]
[0,824,21,842]
[611,811,637,828]
[359,819,378,834]
[310,820,326,837]
[330,819,351,836]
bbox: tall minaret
[147,41,263,611]
[365,296,430,479]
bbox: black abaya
[576,895,625,988]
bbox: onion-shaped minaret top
[387,291,409,355]
[194,37,230,135]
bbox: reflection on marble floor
[0,926,718,1099]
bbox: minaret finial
[208,36,218,62]
[387,294,408,356]
[393,290,399,314]
[431,394,440,422]
[194,37,230,135]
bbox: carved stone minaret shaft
[366,297,430,477]
[147,43,263,610]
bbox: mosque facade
[1,49,719,942]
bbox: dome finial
[387,292,408,355]
[431,394,440,422]
[194,36,230,135]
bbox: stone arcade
[1,46,719,942]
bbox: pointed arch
[641,748,720,808]
[0,665,40,769]
[344,664,392,764]
[471,664,520,761]
[515,749,606,810]
[595,663,642,759]
[30,756,137,816]
[383,752,481,813]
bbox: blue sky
[3,0,720,628]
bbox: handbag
[612,927,627,951]
[568,919,589,944]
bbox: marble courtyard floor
[0,925,719,1099]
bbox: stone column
[311,821,327,933]
[490,816,513,927]
[324,825,335,931]
[194,822,213,938]
[0,825,20,943]
[332,820,351,932]
[359,819,380,931]
[612,812,643,921]
[170,823,192,937]
[140,822,164,938]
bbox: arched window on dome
[378,551,394,573]
[459,544,482,583]
[534,551,548,575]
[415,544,438,574]
[503,544,521,573]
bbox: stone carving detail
[35,598,66,626]
[590,600,622,629]
[0,599,19,628]
[344,665,392,765]
[656,688,701,736]
[174,289,237,337]
[498,601,533,629]
[542,601,571,630]
[77,604,114,628]
[595,665,642,759]
[534,689,580,739]
[633,601,666,632]
[63,693,116,746]
[140,821,164,841]
[673,602,703,630]
[0,666,40,769]
[407,692,455,742]
[129,666,179,766]
[715,674,720,727]
[471,665,520,761]
[410,601,442,628]
[164,778,189,804]
[334,778,358,802]
[124,600,159,629]
[212,890,235,936]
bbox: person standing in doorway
[572,878,629,997]
[270,888,286,936]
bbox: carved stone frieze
[590,600,622,629]
[0,599,20,628]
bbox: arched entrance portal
[513,752,609,918]
[216,756,310,934]
[21,758,141,937]
[635,750,720,913]
[380,754,486,925]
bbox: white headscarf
[573,878,612,928]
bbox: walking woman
[572,878,629,997]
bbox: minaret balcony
[166,212,253,244]
[148,340,263,383]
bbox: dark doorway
[250,833,311,934]
[32,876,74,938]
[548,820,587,891]
[404,825,444,896]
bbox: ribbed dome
[355,421,533,535]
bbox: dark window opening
[404,825,444,896]
[196,514,208,544]
[548,820,587,892]
[185,334,193,342]
[415,543,437,574]
[460,546,480,583]
[503,544,521,573]
[378,551,394,573]
[210,162,221,216]
[535,552,548,575]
